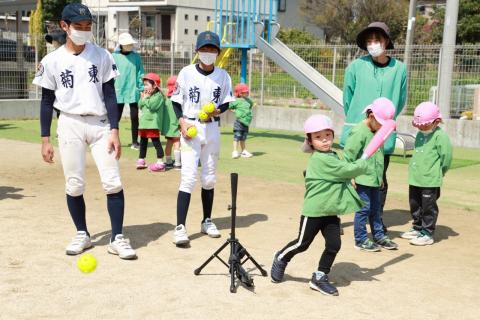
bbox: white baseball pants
[179,119,220,193]
[57,113,123,197]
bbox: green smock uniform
[341,55,407,155]
[409,127,452,187]
[343,122,384,187]
[229,97,254,126]
[112,51,144,104]
[302,150,367,217]
[138,92,165,130]
[161,97,180,137]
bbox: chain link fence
[2,32,480,117]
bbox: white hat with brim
[118,33,137,45]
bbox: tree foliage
[43,0,81,23]
[277,28,319,44]
[299,0,408,43]
[29,0,45,56]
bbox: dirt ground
[1,139,479,320]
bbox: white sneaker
[173,224,190,245]
[232,151,240,159]
[66,231,92,255]
[401,229,421,240]
[410,233,434,246]
[108,234,137,259]
[201,218,221,238]
[241,150,253,158]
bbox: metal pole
[437,0,459,118]
[170,41,174,76]
[240,48,248,83]
[35,35,38,99]
[260,52,265,106]
[404,0,417,67]
[97,0,100,43]
[332,46,337,85]
[248,49,253,90]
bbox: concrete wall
[1,100,479,148]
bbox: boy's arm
[308,153,367,182]
[343,129,364,163]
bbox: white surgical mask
[69,28,92,46]
[367,42,384,57]
[198,52,217,66]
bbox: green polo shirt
[408,127,452,187]
[302,150,367,217]
[343,122,384,187]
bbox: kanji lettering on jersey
[189,86,200,103]
[212,86,221,103]
[60,69,74,88]
[88,65,99,83]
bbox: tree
[277,28,319,44]
[29,0,45,57]
[43,0,81,23]
[299,0,408,44]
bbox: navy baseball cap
[61,3,93,22]
[196,31,221,50]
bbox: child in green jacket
[230,83,254,158]
[401,102,452,246]
[343,98,399,252]
[271,115,368,296]
[136,73,166,172]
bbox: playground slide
[254,22,344,117]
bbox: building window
[195,15,198,21]
[278,0,286,12]
[184,28,188,35]
[207,16,211,22]
[184,14,188,20]
[194,29,198,35]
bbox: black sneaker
[271,252,288,283]
[375,236,398,250]
[355,239,381,252]
[165,162,174,169]
[309,271,339,296]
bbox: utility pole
[437,0,459,118]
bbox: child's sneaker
[355,239,381,252]
[201,218,221,238]
[66,231,92,255]
[165,162,174,169]
[309,271,339,296]
[148,162,166,172]
[401,228,421,239]
[136,159,147,169]
[240,150,253,158]
[271,252,288,283]
[232,151,240,159]
[108,234,137,259]
[173,224,190,245]
[375,236,398,250]
[409,232,434,246]
[130,143,140,150]
[173,163,182,170]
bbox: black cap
[356,22,394,50]
[196,31,221,51]
[61,3,93,23]
[45,30,67,44]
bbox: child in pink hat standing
[401,102,452,245]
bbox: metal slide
[254,22,344,117]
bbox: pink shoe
[148,163,166,172]
[136,159,147,169]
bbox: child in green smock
[401,102,452,246]
[270,115,367,296]
[230,83,254,158]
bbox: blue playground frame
[214,0,278,83]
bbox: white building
[82,0,216,49]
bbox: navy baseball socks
[65,194,92,255]
[201,188,220,237]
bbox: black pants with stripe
[409,185,440,235]
[277,215,341,274]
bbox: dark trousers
[118,103,139,145]
[139,137,164,159]
[409,185,440,235]
[277,215,341,274]
[379,155,390,230]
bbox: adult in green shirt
[112,32,145,150]
[341,22,408,230]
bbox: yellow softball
[198,110,209,121]
[77,253,97,273]
[202,102,216,114]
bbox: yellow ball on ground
[202,102,216,114]
[77,253,97,273]
[198,110,209,121]
[187,126,198,138]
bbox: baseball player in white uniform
[171,31,235,245]
[33,3,136,259]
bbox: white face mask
[367,42,385,57]
[198,52,217,66]
[68,28,92,46]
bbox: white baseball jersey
[33,42,119,116]
[170,64,234,118]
